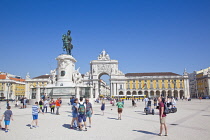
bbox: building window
[133,83,136,89]
[162,80,164,82]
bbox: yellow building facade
[121,72,189,99]
[196,68,210,97]
[0,74,25,99]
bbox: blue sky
[0,0,209,79]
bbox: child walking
[2,106,13,132]
[30,102,43,129]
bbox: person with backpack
[78,97,87,131]
[158,97,168,136]
[85,98,93,128]
[70,98,79,129]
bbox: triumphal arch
[83,50,125,98]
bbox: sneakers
[5,130,8,133]
[158,133,162,136]
[85,128,87,131]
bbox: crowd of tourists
[0,92,183,136]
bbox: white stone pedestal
[56,54,77,87]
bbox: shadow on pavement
[62,124,70,129]
[202,115,210,117]
[26,124,31,127]
[133,130,157,135]
[170,124,178,126]
[137,113,147,115]
[94,114,101,115]
[107,117,118,120]
[134,111,144,112]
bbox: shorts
[118,108,123,113]
[40,105,43,108]
[78,114,86,123]
[72,112,78,118]
[160,117,166,124]
[5,120,10,125]
[32,115,38,120]
[86,111,92,118]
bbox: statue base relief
[56,54,76,87]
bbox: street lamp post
[172,80,176,98]
[6,83,12,107]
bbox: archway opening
[98,73,110,97]
[156,90,160,97]
[119,91,123,95]
[180,90,184,99]
[127,91,131,95]
[150,91,154,97]
[174,90,178,98]
[132,91,137,95]
[168,90,172,98]
[162,90,166,97]
[144,91,149,97]
[138,91,142,95]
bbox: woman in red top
[158,97,168,136]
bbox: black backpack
[163,103,169,114]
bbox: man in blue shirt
[70,97,75,106]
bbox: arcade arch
[127,91,131,95]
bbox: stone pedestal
[56,54,76,87]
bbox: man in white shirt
[143,97,149,107]
[44,99,49,113]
